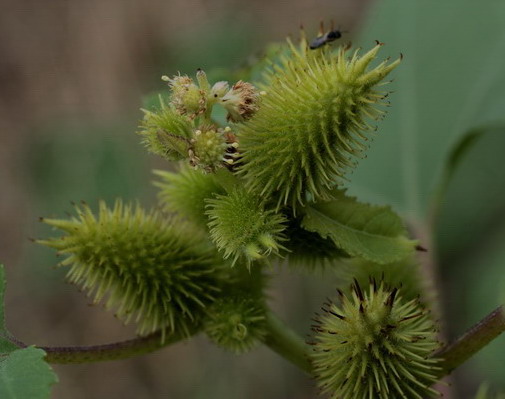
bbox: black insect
[309,22,344,50]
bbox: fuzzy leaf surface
[301,192,415,264]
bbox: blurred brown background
[0,1,371,398]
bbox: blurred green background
[1,0,504,398]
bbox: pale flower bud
[210,81,230,99]
[167,75,206,119]
[220,81,260,122]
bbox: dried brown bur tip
[385,287,398,307]
[330,310,346,320]
[353,279,364,301]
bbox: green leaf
[0,265,58,397]
[435,127,505,258]
[0,347,58,399]
[431,127,487,221]
[348,0,505,219]
[301,191,416,264]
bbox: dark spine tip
[400,312,423,322]
[39,216,44,222]
[375,40,385,46]
[385,288,398,307]
[353,279,364,302]
[330,310,346,320]
[369,277,378,292]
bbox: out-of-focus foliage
[349,0,505,391]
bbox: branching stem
[32,310,314,372]
[262,311,313,375]
[40,328,197,364]
[435,305,505,376]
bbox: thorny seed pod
[205,294,267,354]
[38,201,225,340]
[138,96,193,161]
[154,166,225,228]
[205,187,287,266]
[238,37,401,210]
[311,280,441,399]
[189,126,231,172]
[165,74,207,119]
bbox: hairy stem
[435,305,505,376]
[262,311,312,374]
[40,328,198,364]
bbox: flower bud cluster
[163,70,261,124]
[189,126,238,172]
[143,70,260,171]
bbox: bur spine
[238,39,400,210]
[205,294,267,354]
[311,281,440,399]
[38,201,224,338]
[154,166,225,227]
[206,188,287,266]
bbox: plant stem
[435,305,505,376]
[263,311,313,375]
[40,328,198,364]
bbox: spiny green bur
[339,254,424,302]
[191,127,229,171]
[154,166,225,227]
[238,39,400,210]
[38,201,224,338]
[139,97,193,161]
[311,281,440,399]
[204,266,268,353]
[205,295,267,354]
[206,188,287,266]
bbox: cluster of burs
[39,35,448,398]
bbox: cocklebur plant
[1,27,504,399]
